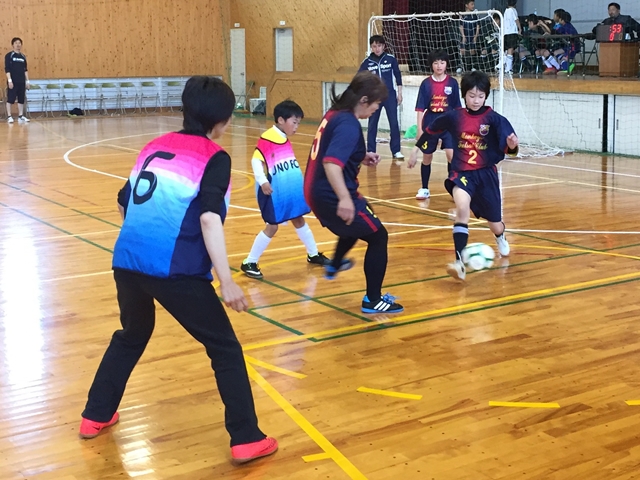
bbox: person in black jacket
[593,3,640,39]
[4,37,30,123]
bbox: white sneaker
[7,116,14,124]
[393,151,405,160]
[18,115,29,123]
[496,234,510,256]
[415,188,430,200]
[446,260,466,281]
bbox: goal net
[367,11,563,157]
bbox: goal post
[365,10,564,157]
[367,10,505,114]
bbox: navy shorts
[460,41,477,51]
[7,82,25,104]
[444,167,502,223]
[313,195,382,238]
[417,130,454,154]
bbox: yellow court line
[230,169,255,194]
[366,195,484,225]
[625,400,640,406]
[357,387,422,400]
[243,269,640,351]
[302,452,332,463]
[244,355,307,379]
[246,363,367,480]
[489,401,560,409]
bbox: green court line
[251,251,586,311]
[246,309,305,336]
[0,201,114,254]
[0,180,122,229]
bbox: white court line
[509,159,640,179]
[505,170,640,194]
[375,180,562,203]
[43,270,113,283]
[383,221,640,235]
[366,195,484,225]
[226,227,430,258]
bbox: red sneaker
[231,437,278,464]
[79,412,120,439]
[543,67,557,75]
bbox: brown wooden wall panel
[266,72,356,122]
[0,0,230,79]
[231,0,382,99]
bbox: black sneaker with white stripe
[361,293,404,314]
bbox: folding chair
[118,82,138,115]
[44,84,64,117]
[82,83,104,115]
[25,84,45,118]
[138,81,159,113]
[62,84,83,114]
[164,80,183,112]
[101,83,119,115]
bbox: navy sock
[453,223,469,261]
[421,163,431,189]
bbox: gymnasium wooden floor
[2,113,640,480]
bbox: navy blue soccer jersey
[415,75,461,128]
[304,110,366,209]
[426,107,516,171]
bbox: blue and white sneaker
[361,293,404,314]
[324,258,354,280]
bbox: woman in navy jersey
[304,71,403,314]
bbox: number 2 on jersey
[468,149,478,165]
[309,118,328,161]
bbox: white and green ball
[461,243,495,271]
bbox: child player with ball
[408,71,518,281]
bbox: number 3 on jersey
[309,118,328,161]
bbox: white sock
[295,223,318,256]
[543,57,552,68]
[548,56,560,69]
[505,54,513,71]
[246,231,272,263]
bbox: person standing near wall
[5,37,30,123]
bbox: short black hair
[554,8,565,16]
[182,76,235,135]
[274,100,304,122]
[608,3,621,10]
[507,0,517,7]
[560,11,572,23]
[428,49,449,67]
[464,0,474,5]
[11,37,22,45]
[369,35,386,46]
[461,71,491,97]
[527,14,538,24]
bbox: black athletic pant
[82,269,266,447]
[330,226,389,301]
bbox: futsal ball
[461,243,495,271]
